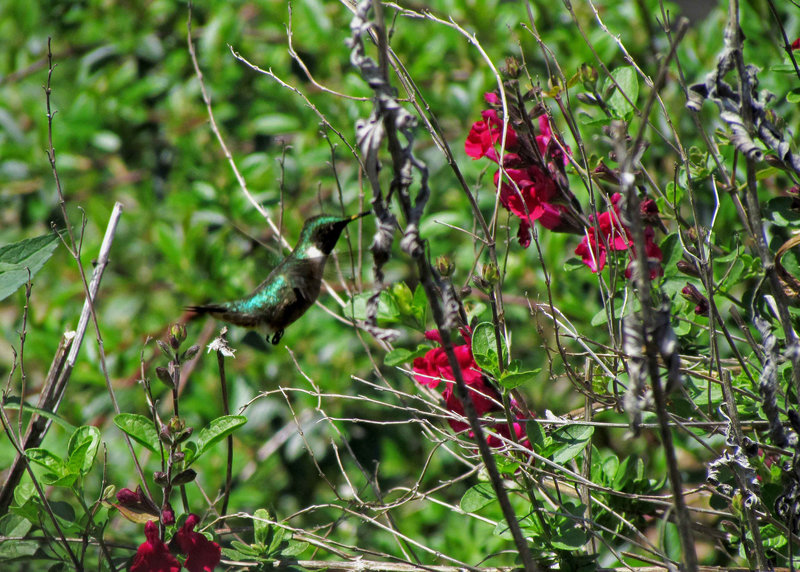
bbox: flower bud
[171,469,197,486]
[159,424,173,444]
[576,92,600,106]
[169,324,187,350]
[579,63,598,87]
[181,345,201,362]
[168,416,185,434]
[503,56,520,79]
[156,366,174,389]
[177,426,194,443]
[117,485,159,517]
[435,255,454,278]
[161,504,175,526]
[676,259,701,277]
[681,283,709,316]
[481,262,500,287]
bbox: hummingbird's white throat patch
[305,245,325,259]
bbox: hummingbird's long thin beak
[351,210,371,221]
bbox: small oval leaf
[114,413,160,453]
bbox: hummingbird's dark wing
[282,256,325,303]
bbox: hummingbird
[188,211,369,345]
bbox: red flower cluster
[131,514,221,572]
[792,38,800,51]
[465,93,576,246]
[413,329,528,447]
[574,193,663,279]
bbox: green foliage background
[2,0,800,569]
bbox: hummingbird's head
[299,211,370,256]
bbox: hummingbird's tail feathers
[185,304,228,320]
[186,303,265,328]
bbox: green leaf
[607,67,639,119]
[0,539,38,560]
[229,540,260,557]
[563,257,586,272]
[471,322,506,377]
[551,526,589,550]
[183,441,198,464]
[550,424,594,464]
[0,234,59,301]
[526,420,547,452]
[770,63,800,73]
[191,415,247,463]
[0,513,31,538]
[280,539,309,557]
[67,425,100,476]
[659,233,684,278]
[253,508,271,547]
[25,448,76,486]
[499,368,540,389]
[391,282,414,314]
[114,413,160,453]
[25,448,64,473]
[788,87,800,103]
[460,482,496,512]
[765,196,800,228]
[266,525,286,555]
[1,396,76,431]
[346,291,400,323]
[411,283,428,327]
[613,455,639,489]
[384,346,430,367]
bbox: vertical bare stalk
[615,18,697,570]
[42,40,151,501]
[215,330,233,517]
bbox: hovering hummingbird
[188,211,369,345]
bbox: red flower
[623,227,663,280]
[535,115,569,168]
[792,37,800,50]
[131,520,181,572]
[575,193,631,272]
[494,166,564,247]
[412,329,483,390]
[484,91,501,105]
[465,109,518,161]
[575,193,663,279]
[496,167,558,220]
[486,420,529,448]
[171,514,221,572]
[413,329,502,435]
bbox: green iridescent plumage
[188,212,368,344]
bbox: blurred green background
[2,0,799,567]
